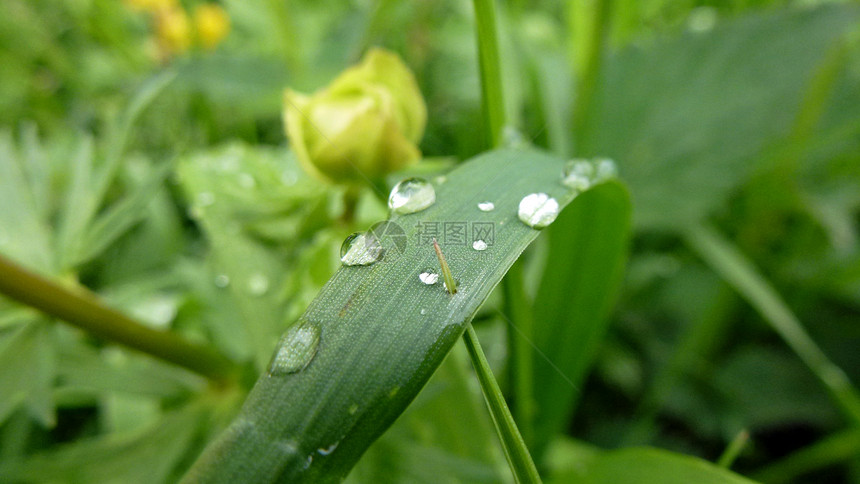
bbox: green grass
[1,0,860,482]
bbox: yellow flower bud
[283,48,427,184]
[194,4,230,50]
[155,6,191,56]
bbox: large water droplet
[247,273,270,296]
[561,159,594,191]
[472,240,488,251]
[477,201,495,212]
[388,178,435,214]
[214,274,230,288]
[419,271,439,285]
[268,322,321,376]
[340,232,383,266]
[518,193,560,229]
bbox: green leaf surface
[183,148,596,482]
[0,321,54,427]
[559,447,757,484]
[581,5,860,228]
[530,181,631,456]
[0,403,206,484]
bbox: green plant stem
[752,429,860,483]
[717,429,749,469]
[463,324,542,484]
[504,261,535,448]
[0,252,237,382]
[686,224,860,427]
[472,0,506,148]
[570,0,612,149]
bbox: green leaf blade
[183,148,594,482]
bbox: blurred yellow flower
[194,4,230,50]
[155,6,191,55]
[283,48,427,184]
[124,0,177,13]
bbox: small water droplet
[238,172,256,189]
[318,442,339,456]
[247,273,270,296]
[214,274,230,288]
[303,454,313,470]
[420,308,427,315]
[594,158,618,182]
[268,321,321,376]
[561,159,594,191]
[340,232,383,266]
[477,201,495,212]
[281,171,298,186]
[197,191,216,207]
[388,178,435,214]
[389,386,400,398]
[434,175,447,185]
[472,240,488,251]
[348,404,359,414]
[419,271,439,285]
[518,193,560,229]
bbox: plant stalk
[463,324,542,483]
[0,252,237,382]
[473,0,506,148]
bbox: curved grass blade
[686,223,860,426]
[529,181,631,457]
[182,148,594,482]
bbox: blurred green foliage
[1,0,859,482]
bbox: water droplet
[518,193,560,229]
[419,271,439,285]
[420,308,427,315]
[502,125,529,148]
[472,240,488,251]
[434,175,447,185]
[688,6,718,33]
[238,172,256,189]
[340,232,383,266]
[197,191,215,207]
[303,454,313,470]
[247,273,270,296]
[318,442,339,456]
[214,274,230,288]
[561,159,594,191]
[477,201,495,212]
[281,171,298,186]
[389,386,400,398]
[388,178,435,214]
[268,322,321,376]
[348,404,359,414]
[594,158,618,182]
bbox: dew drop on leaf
[594,158,618,182]
[317,442,339,456]
[340,232,383,266]
[518,193,560,229]
[246,273,270,296]
[561,159,594,191]
[267,321,321,376]
[214,274,230,288]
[419,271,439,285]
[477,201,495,212]
[472,240,488,251]
[388,177,435,214]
